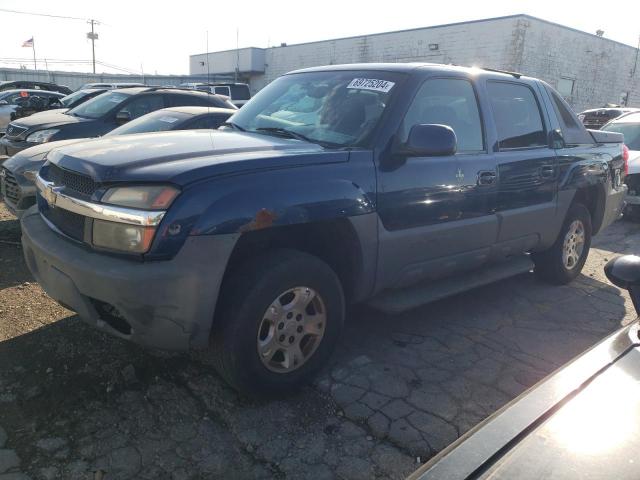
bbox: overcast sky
[0,0,638,75]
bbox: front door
[376,76,498,290]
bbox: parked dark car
[77,82,146,91]
[20,64,626,395]
[181,82,252,107]
[1,106,235,217]
[409,254,640,480]
[578,105,640,130]
[0,90,66,136]
[0,80,72,95]
[0,87,236,156]
[59,88,109,110]
[602,111,640,216]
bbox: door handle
[477,170,497,186]
[540,165,555,178]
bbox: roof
[288,63,536,81]
[194,14,640,57]
[160,106,236,115]
[0,88,65,96]
[610,111,640,123]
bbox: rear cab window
[487,81,547,150]
[546,87,594,146]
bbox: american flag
[22,38,33,48]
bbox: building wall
[516,18,640,111]
[0,68,224,91]
[196,14,640,112]
[254,16,520,91]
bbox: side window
[188,115,228,130]
[118,95,165,120]
[169,94,209,107]
[547,87,594,145]
[487,82,546,149]
[214,86,231,97]
[187,116,213,129]
[400,78,483,152]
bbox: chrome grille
[1,167,19,204]
[46,163,97,196]
[5,124,28,138]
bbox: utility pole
[206,30,210,83]
[632,34,640,78]
[87,19,99,74]
[31,37,37,71]
[235,28,240,83]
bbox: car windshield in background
[230,71,403,147]
[67,91,131,119]
[603,113,640,150]
[107,110,192,135]
[230,85,251,100]
[60,90,92,108]
[605,122,640,150]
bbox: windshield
[230,71,403,147]
[67,91,131,119]
[107,110,191,136]
[60,90,94,108]
[604,123,640,150]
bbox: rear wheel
[210,249,344,396]
[533,203,592,284]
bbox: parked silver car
[0,89,65,136]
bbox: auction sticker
[347,78,395,93]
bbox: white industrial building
[190,14,640,112]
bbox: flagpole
[32,37,37,71]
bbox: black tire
[209,249,344,396]
[533,203,592,285]
[623,204,640,221]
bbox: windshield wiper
[254,127,317,143]
[222,121,246,131]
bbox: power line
[0,8,88,21]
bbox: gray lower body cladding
[20,207,238,350]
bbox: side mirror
[549,128,565,149]
[116,111,131,124]
[605,255,640,314]
[401,124,457,157]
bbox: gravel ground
[0,201,638,480]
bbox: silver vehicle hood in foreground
[409,320,640,480]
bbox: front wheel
[209,249,344,396]
[533,203,592,284]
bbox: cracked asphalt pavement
[1,201,638,479]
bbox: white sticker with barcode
[347,78,395,93]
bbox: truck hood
[628,150,640,175]
[12,110,90,130]
[47,130,348,185]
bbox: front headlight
[23,169,37,182]
[26,129,60,143]
[92,220,156,253]
[101,185,179,210]
[93,185,180,253]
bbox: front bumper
[0,136,32,157]
[21,207,238,350]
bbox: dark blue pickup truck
[20,64,627,394]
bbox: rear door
[486,80,558,255]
